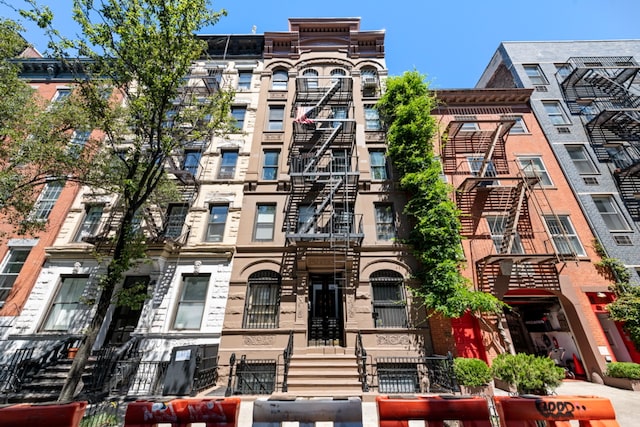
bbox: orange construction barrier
[494,395,619,427]
[0,401,88,427]
[124,397,240,427]
[376,395,493,427]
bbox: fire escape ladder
[297,79,342,121]
[478,123,503,178]
[499,181,526,255]
[297,178,344,235]
[302,124,344,175]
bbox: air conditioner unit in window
[362,75,378,88]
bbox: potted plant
[453,357,494,395]
[604,362,640,391]
[491,353,565,395]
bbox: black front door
[308,274,344,346]
[105,276,148,345]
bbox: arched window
[371,270,407,328]
[361,67,378,90]
[271,69,288,90]
[302,69,319,89]
[243,270,281,328]
[330,68,346,84]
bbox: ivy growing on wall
[593,239,640,350]
[376,71,503,318]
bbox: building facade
[433,88,619,380]
[477,41,640,363]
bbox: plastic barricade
[494,395,620,427]
[252,397,362,427]
[124,397,241,427]
[0,401,88,427]
[376,395,492,427]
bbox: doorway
[308,274,344,346]
[104,276,148,346]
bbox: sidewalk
[234,380,637,427]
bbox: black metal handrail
[355,331,369,392]
[282,330,294,392]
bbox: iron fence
[374,354,460,394]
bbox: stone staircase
[285,349,364,396]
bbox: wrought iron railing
[282,331,294,392]
[114,360,168,396]
[226,353,276,396]
[355,331,369,392]
[374,353,459,394]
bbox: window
[361,68,378,91]
[566,145,598,174]
[364,105,381,131]
[302,69,318,89]
[523,64,548,85]
[173,275,210,330]
[43,276,86,331]
[237,70,252,90]
[0,249,30,306]
[375,204,395,241]
[508,117,528,134]
[331,106,347,127]
[183,149,201,175]
[592,195,630,231]
[74,205,103,242]
[254,204,276,241]
[268,105,285,131]
[31,181,64,220]
[69,130,90,157]
[231,106,246,131]
[271,70,288,90]
[517,156,553,186]
[164,204,188,238]
[262,150,279,180]
[544,215,586,257]
[205,205,228,242]
[330,68,346,84]
[218,150,238,179]
[460,122,480,132]
[52,88,71,102]
[370,150,388,180]
[486,215,524,254]
[468,156,498,179]
[542,101,570,125]
[555,63,572,80]
[297,205,315,234]
[371,270,407,328]
[243,271,280,328]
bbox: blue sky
[3,0,640,88]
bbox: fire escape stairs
[499,181,526,255]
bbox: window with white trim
[364,105,381,131]
[486,215,524,254]
[218,150,238,179]
[517,156,553,186]
[271,70,288,90]
[31,181,64,220]
[375,204,395,241]
[205,205,228,242]
[43,276,86,331]
[237,70,252,90]
[523,64,548,85]
[542,101,571,125]
[164,204,188,239]
[173,275,210,330]
[262,150,279,180]
[267,105,285,131]
[566,145,598,174]
[0,248,30,307]
[592,195,631,231]
[544,215,586,257]
[74,205,103,242]
[254,204,276,241]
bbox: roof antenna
[251,25,257,34]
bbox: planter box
[604,376,640,391]
[493,378,517,394]
[459,382,494,396]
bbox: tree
[376,71,503,318]
[21,0,233,401]
[0,17,96,237]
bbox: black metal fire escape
[283,72,364,304]
[561,56,640,222]
[442,117,563,294]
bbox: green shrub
[606,362,640,380]
[491,353,565,395]
[454,357,493,387]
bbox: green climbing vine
[376,71,503,318]
[593,239,640,350]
